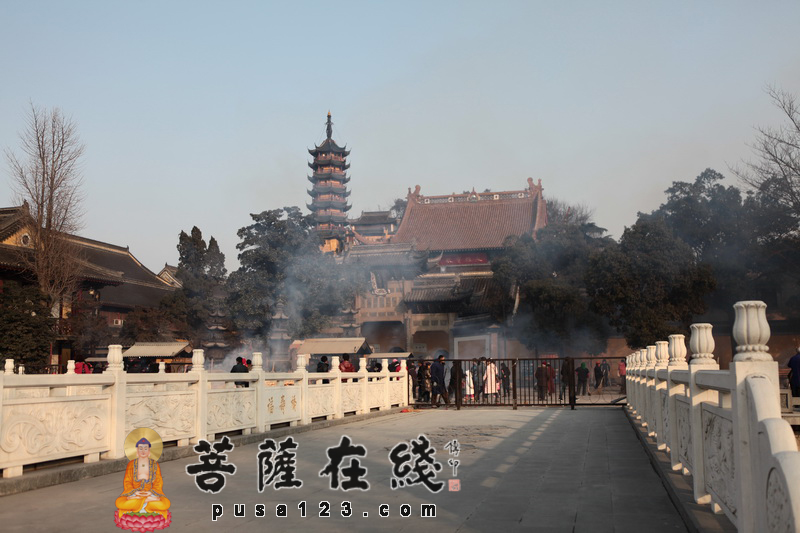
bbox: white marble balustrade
[626,301,800,533]
[0,348,407,479]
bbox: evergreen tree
[0,281,54,373]
[586,216,716,348]
[159,227,228,346]
[227,207,364,343]
[491,205,611,356]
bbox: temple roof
[390,179,548,252]
[0,205,175,308]
[308,138,350,156]
[345,242,428,267]
[404,273,497,315]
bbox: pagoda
[307,112,351,252]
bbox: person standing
[484,358,498,403]
[560,357,572,401]
[618,359,627,394]
[419,361,432,402]
[231,356,248,388]
[316,355,330,384]
[465,364,475,401]
[788,347,800,399]
[339,353,357,383]
[576,362,590,396]
[535,362,548,401]
[431,355,449,407]
[407,355,418,401]
[471,359,484,403]
[594,361,604,392]
[500,362,511,397]
[600,359,611,387]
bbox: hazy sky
[2,1,799,273]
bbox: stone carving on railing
[625,300,800,533]
[702,406,736,516]
[0,402,106,458]
[207,391,256,432]
[676,399,692,470]
[125,395,195,440]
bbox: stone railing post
[102,345,127,460]
[400,359,409,407]
[654,340,669,448]
[359,358,369,415]
[667,334,687,472]
[158,362,166,374]
[330,356,343,420]
[645,345,656,432]
[190,349,208,444]
[632,351,642,416]
[295,353,310,426]
[636,348,647,420]
[688,323,718,505]
[4,359,13,375]
[66,360,75,374]
[381,358,390,410]
[252,352,267,433]
[730,300,778,533]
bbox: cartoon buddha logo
[114,428,172,532]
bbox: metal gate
[409,357,627,409]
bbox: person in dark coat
[231,356,249,388]
[419,362,432,402]
[407,355,418,400]
[535,362,548,401]
[500,363,510,396]
[576,362,590,396]
[471,358,484,403]
[431,355,449,407]
[316,355,330,384]
[788,347,800,398]
[559,358,572,401]
[593,361,604,392]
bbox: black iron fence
[409,357,627,409]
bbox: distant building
[342,180,549,359]
[0,204,175,367]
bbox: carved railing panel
[675,397,692,471]
[702,404,737,520]
[0,398,108,466]
[207,390,256,433]
[126,392,195,441]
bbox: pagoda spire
[326,111,332,140]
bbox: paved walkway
[0,407,686,533]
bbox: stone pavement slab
[0,407,687,533]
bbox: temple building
[343,179,549,359]
[0,204,176,367]
[307,112,352,253]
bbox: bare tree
[5,104,85,307]
[735,87,800,221]
[546,198,594,227]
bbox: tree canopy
[491,203,611,356]
[227,207,363,343]
[0,281,55,373]
[159,227,229,347]
[586,216,715,348]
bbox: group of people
[404,355,511,406]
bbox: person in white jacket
[484,359,498,403]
